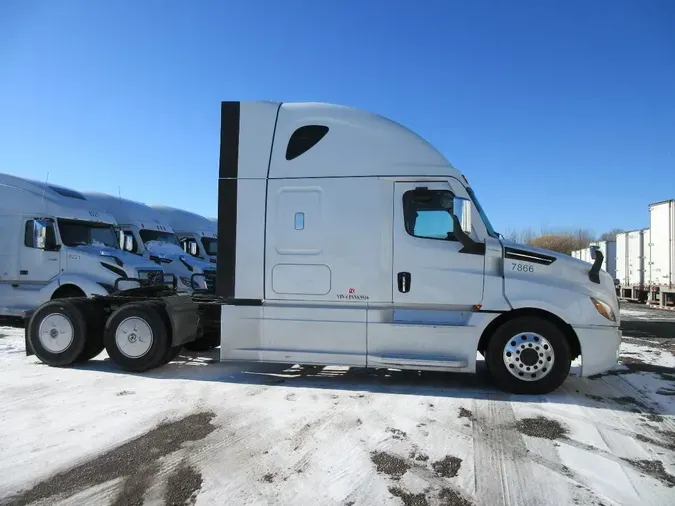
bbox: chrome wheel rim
[503,332,555,382]
[115,317,153,358]
[38,313,74,353]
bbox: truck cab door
[19,218,61,284]
[392,181,485,307]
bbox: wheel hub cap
[38,313,74,353]
[115,317,153,358]
[503,332,555,382]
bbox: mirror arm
[452,214,485,255]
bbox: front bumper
[574,324,622,377]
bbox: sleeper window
[402,189,457,241]
[294,212,305,230]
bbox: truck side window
[24,220,34,247]
[24,219,57,248]
[402,189,457,241]
[286,125,329,160]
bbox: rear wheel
[485,316,571,395]
[104,302,171,372]
[27,299,88,367]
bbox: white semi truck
[24,101,621,394]
[147,204,218,264]
[79,191,217,294]
[0,172,166,322]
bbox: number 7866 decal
[512,262,534,273]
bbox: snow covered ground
[1,304,674,506]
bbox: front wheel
[485,316,571,395]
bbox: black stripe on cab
[504,247,557,265]
[216,101,240,298]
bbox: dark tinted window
[286,125,329,160]
[201,237,217,255]
[24,220,34,247]
[57,219,118,248]
[49,186,86,200]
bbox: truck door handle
[398,272,411,293]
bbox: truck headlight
[590,296,616,322]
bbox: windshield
[57,219,119,248]
[201,237,217,255]
[139,229,181,246]
[466,186,498,238]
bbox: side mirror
[33,220,48,249]
[123,235,134,252]
[452,197,472,236]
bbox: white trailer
[616,229,648,301]
[24,101,622,395]
[571,242,616,282]
[648,200,675,307]
[0,172,166,321]
[147,204,217,264]
[592,240,617,281]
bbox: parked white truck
[0,172,166,320]
[25,101,622,394]
[147,204,217,264]
[79,191,216,294]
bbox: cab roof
[80,191,174,232]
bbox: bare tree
[500,225,594,254]
[598,228,623,242]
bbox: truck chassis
[25,275,222,372]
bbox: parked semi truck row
[79,191,217,294]
[148,203,218,264]
[24,100,622,395]
[0,173,167,318]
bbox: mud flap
[163,294,201,346]
[24,312,34,356]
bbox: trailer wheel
[73,301,105,362]
[182,332,219,352]
[104,302,171,372]
[485,316,571,395]
[27,299,88,367]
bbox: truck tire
[104,302,171,372]
[485,316,571,395]
[27,299,88,367]
[73,301,105,362]
[182,332,219,352]
[163,345,182,364]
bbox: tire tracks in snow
[470,394,609,506]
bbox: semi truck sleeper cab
[24,101,622,395]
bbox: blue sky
[1,0,673,236]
